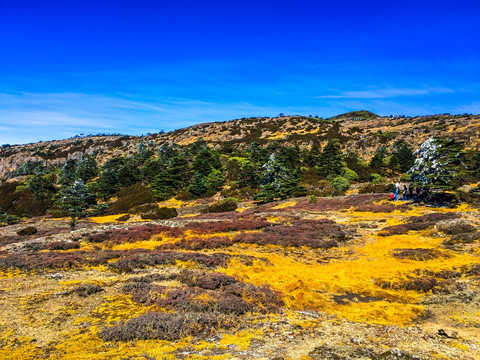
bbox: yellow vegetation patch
[432,203,477,213]
[451,312,480,326]
[0,329,43,360]
[180,213,200,217]
[92,295,158,324]
[236,206,253,213]
[450,342,469,351]
[110,234,177,251]
[272,200,298,209]
[220,230,478,326]
[0,270,25,278]
[266,216,286,223]
[89,214,128,223]
[219,329,263,351]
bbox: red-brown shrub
[391,248,445,261]
[46,241,80,251]
[183,219,269,234]
[99,311,233,341]
[377,277,437,292]
[178,270,238,290]
[378,223,431,236]
[232,219,347,249]
[86,225,182,244]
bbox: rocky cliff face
[1,114,479,179]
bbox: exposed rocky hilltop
[1,112,479,179]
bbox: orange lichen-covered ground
[1,194,479,359]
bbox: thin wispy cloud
[316,87,454,99]
[0,92,320,144]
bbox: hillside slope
[1,113,479,179]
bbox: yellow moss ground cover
[220,224,478,326]
[0,329,43,360]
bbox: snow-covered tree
[255,153,305,202]
[409,137,467,191]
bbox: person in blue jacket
[394,182,400,201]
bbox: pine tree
[28,172,56,201]
[117,158,141,187]
[75,156,98,182]
[237,161,261,188]
[369,146,387,174]
[55,179,96,230]
[388,140,414,173]
[58,159,77,185]
[151,169,177,200]
[189,171,207,197]
[168,154,192,187]
[193,146,221,177]
[319,140,344,177]
[97,168,120,199]
[204,169,225,190]
[141,158,165,184]
[304,144,322,167]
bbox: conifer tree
[55,179,96,230]
[319,139,344,177]
[388,140,414,173]
[369,146,388,174]
[151,169,177,200]
[97,168,120,199]
[304,144,322,167]
[58,159,77,185]
[75,156,98,182]
[189,171,207,197]
[28,172,56,201]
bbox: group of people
[391,182,420,201]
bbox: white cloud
[316,87,454,99]
[0,92,318,144]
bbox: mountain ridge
[1,112,479,179]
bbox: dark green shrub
[331,176,349,195]
[136,204,177,220]
[178,270,238,290]
[130,203,159,215]
[108,184,155,214]
[308,195,318,204]
[156,207,178,219]
[444,231,480,245]
[200,198,237,214]
[0,208,21,226]
[17,226,38,236]
[377,276,437,292]
[358,183,389,194]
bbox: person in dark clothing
[402,185,408,201]
[408,186,413,200]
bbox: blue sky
[1,0,479,145]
